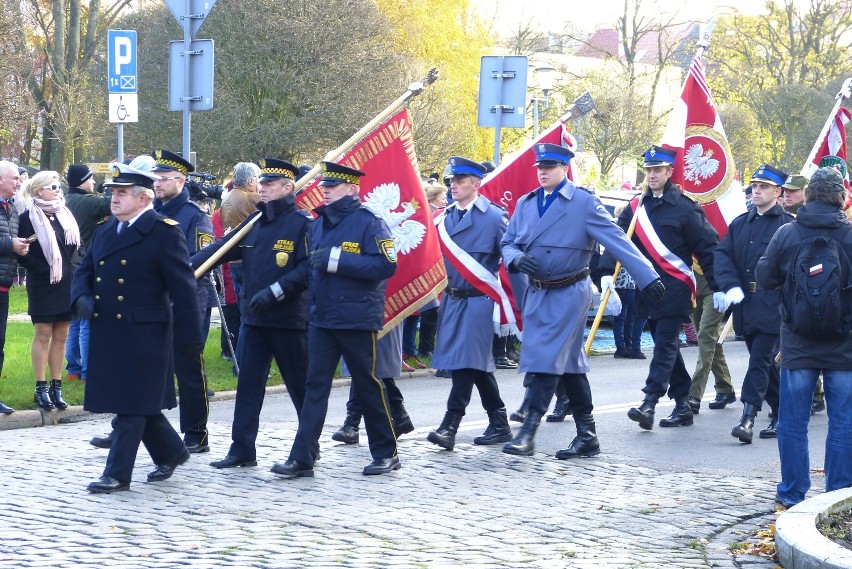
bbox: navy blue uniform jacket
[71,209,203,415]
[309,196,396,331]
[191,194,311,329]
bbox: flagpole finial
[838,77,852,101]
[408,68,439,95]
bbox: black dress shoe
[0,400,14,414]
[90,431,114,449]
[148,450,190,482]
[87,476,130,493]
[270,459,314,478]
[363,456,401,475]
[184,441,210,454]
[708,392,736,409]
[209,455,258,469]
[627,400,656,430]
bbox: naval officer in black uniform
[192,159,312,468]
[271,162,399,478]
[72,163,204,493]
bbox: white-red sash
[435,208,519,336]
[630,198,697,296]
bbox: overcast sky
[471,0,782,37]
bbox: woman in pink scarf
[17,171,81,410]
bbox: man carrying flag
[501,143,662,458]
[603,146,720,431]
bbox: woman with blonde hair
[17,170,81,410]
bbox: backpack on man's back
[781,223,852,338]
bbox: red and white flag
[479,117,577,216]
[296,108,447,335]
[808,106,851,189]
[660,56,745,239]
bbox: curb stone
[777,487,852,569]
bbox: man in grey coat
[501,143,663,457]
[428,156,513,451]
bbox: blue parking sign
[107,30,137,94]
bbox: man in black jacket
[714,164,793,444]
[757,166,852,508]
[192,158,311,469]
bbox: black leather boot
[732,402,758,443]
[34,381,55,410]
[759,412,778,439]
[509,389,531,423]
[331,410,362,444]
[555,414,601,459]
[474,407,512,445]
[427,411,462,450]
[627,397,656,430]
[659,397,694,427]
[546,398,572,422]
[391,403,414,438]
[49,379,69,410]
[502,411,542,456]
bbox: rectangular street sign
[108,93,138,123]
[107,30,137,94]
[168,39,214,112]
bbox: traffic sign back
[163,0,218,37]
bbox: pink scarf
[29,196,81,284]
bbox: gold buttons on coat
[117,278,124,284]
[121,260,127,265]
[99,261,104,266]
[93,313,99,318]
[94,295,100,300]
[116,314,122,319]
[96,277,101,282]
[117,296,124,301]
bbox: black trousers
[173,341,210,442]
[346,377,403,414]
[418,307,438,355]
[741,332,780,412]
[229,325,307,460]
[289,327,396,465]
[220,303,241,359]
[104,413,186,483]
[554,373,594,416]
[644,316,691,400]
[447,368,505,415]
[0,291,7,377]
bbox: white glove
[600,275,616,294]
[605,289,622,317]
[725,287,745,305]
[712,291,730,313]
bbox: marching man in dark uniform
[72,163,204,493]
[271,161,399,478]
[427,156,514,451]
[191,158,311,469]
[151,149,213,453]
[714,164,793,443]
[501,143,662,457]
[608,146,720,430]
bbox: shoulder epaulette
[161,218,179,226]
[576,186,594,195]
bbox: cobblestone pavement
[0,404,785,569]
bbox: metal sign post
[477,55,528,166]
[107,29,138,162]
[164,0,218,160]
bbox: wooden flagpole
[799,77,852,177]
[194,69,439,280]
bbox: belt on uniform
[530,268,591,290]
[746,281,758,292]
[447,288,486,299]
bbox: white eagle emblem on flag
[363,183,426,255]
[684,143,720,186]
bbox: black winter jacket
[0,202,19,289]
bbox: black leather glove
[641,278,666,304]
[73,295,95,320]
[310,248,331,271]
[511,254,539,276]
[184,343,204,358]
[250,286,278,313]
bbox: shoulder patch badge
[379,238,397,263]
[196,230,214,250]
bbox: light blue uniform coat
[431,195,508,372]
[502,181,658,375]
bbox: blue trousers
[65,319,90,378]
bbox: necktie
[456,208,466,222]
[117,221,127,234]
